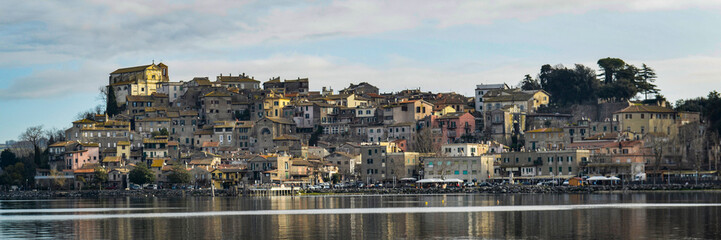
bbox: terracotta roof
[193,77,212,86]
[367,93,384,98]
[217,76,260,83]
[102,156,121,163]
[189,159,214,165]
[143,138,168,144]
[602,140,643,148]
[126,95,155,102]
[526,128,563,133]
[204,91,231,97]
[151,159,166,168]
[49,141,75,147]
[263,117,295,125]
[615,105,676,114]
[110,64,152,74]
[437,112,470,119]
[117,141,131,146]
[136,117,170,122]
[273,135,300,141]
[180,110,198,116]
[74,168,95,174]
[194,129,213,135]
[202,142,219,148]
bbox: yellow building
[432,105,457,116]
[483,89,550,114]
[264,95,291,118]
[525,128,565,151]
[614,105,678,139]
[109,62,169,106]
[210,168,244,189]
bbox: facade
[432,112,475,144]
[64,143,100,170]
[201,91,233,124]
[423,155,495,182]
[497,150,591,179]
[474,83,509,113]
[440,143,490,157]
[525,128,565,151]
[585,141,648,177]
[359,142,401,183]
[614,105,678,139]
[109,63,169,106]
[483,88,550,114]
[216,73,261,90]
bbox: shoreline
[1,184,720,200]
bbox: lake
[1,192,721,239]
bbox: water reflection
[0,192,720,239]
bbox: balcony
[446,131,457,138]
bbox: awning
[443,178,464,183]
[416,178,443,183]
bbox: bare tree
[645,136,667,184]
[19,125,47,167]
[45,127,66,143]
[412,127,440,153]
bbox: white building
[440,143,491,157]
[157,81,187,104]
[474,83,509,113]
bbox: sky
[2,0,721,142]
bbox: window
[569,167,572,172]
[454,171,459,175]
[463,170,468,175]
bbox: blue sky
[2,0,721,142]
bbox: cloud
[643,55,721,102]
[0,62,111,99]
[2,0,721,100]
[164,54,540,96]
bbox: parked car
[145,184,158,190]
[130,184,141,190]
[478,182,492,187]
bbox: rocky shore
[1,184,719,199]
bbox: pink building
[64,142,100,170]
[432,112,475,144]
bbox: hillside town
[2,61,720,191]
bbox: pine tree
[638,64,659,100]
[106,85,119,116]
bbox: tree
[235,110,250,121]
[637,64,659,100]
[538,64,600,106]
[19,125,47,168]
[167,165,191,184]
[597,57,626,84]
[309,126,323,146]
[45,128,66,145]
[106,85,120,117]
[412,127,439,153]
[129,163,156,185]
[0,162,26,186]
[49,169,67,190]
[94,167,108,189]
[519,74,541,90]
[0,149,19,169]
[152,128,169,137]
[645,136,667,184]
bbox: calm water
[1,192,721,239]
